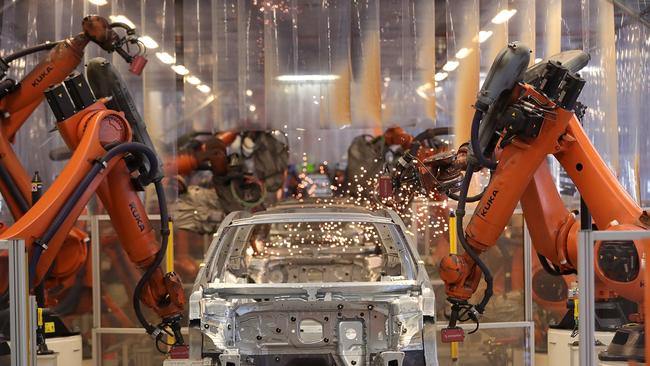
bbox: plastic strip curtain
[445,0,479,146]
[143,0,178,176]
[542,0,562,57]
[581,0,620,180]
[613,2,649,204]
[578,0,648,204]
[380,1,436,130]
[0,0,84,223]
[350,0,381,131]
[211,0,240,131]
[510,0,535,66]
[636,13,650,204]
[211,1,440,165]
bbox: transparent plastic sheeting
[613,2,650,204]
[0,0,82,223]
[2,0,650,203]
[0,248,10,365]
[0,0,180,211]
[205,0,440,164]
[436,327,531,366]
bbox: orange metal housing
[440,83,648,313]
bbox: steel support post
[578,229,595,366]
[7,240,29,366]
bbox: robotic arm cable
[25,142,180,347]
[29,142,160,287]
[450,162,493,321]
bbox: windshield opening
[210,221,414,284]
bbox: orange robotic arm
[0,15,143,219]
[435,44,648,340]
[0,73,184,344]
[163,131,237,177]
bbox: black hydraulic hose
[470,110,498,170]
[133,179,170,336]
[27,141,168,337]
[0,160,29,214]
[537,253,577,276]
[414,127,454,143]
[447,167,495,203]
[447,189,484,202]
[394,141,421,185]
[3,42,59,64]
[455,162,493,313]
[29,142,159,288]
[538,253,563,276]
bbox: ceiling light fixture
[442,60,460,72]
[88,0,108,5]
[185,75,201,85]
[197,84,211,93]
[416,83,433,100]
[171,65,189,76]
[455,48,472,59]
[434,72,448,82]
[491,9,517,24]
[138,36,159,49]
[155,52,175,64]
[277,74,340,82]
[109,15,136,29]
[478,30,493,43]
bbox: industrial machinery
[389,42,648,361]
[0,15,187,354]
[187,204,437,366]
[0,16,144,306]
[0,15,145,223]
[11,66,184,349]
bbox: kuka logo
[480,190,499,217]
[31,65,54,88]
[129,202,145,231]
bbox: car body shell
[187,204,438,366]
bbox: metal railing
[577,229,650,366]
[0,240,33,366]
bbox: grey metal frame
[524,224,535,366]
[1,240,31,366]
[577,229,650,366]
[90,214,192,366]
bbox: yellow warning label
[37,308,43,326]
[44,322,55,334]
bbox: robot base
[599,323,645,363]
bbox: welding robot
[0,13,146,333]
[391,42,648,362]
[0,15,188,356]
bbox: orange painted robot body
[0,16,142,300]
[163,131,237,178]
[408,44,650,351]
[4,73,184,342]
[0,16,184,346]
[441,87,648,304]
[0,15,133,218]
[441,82,647,294]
